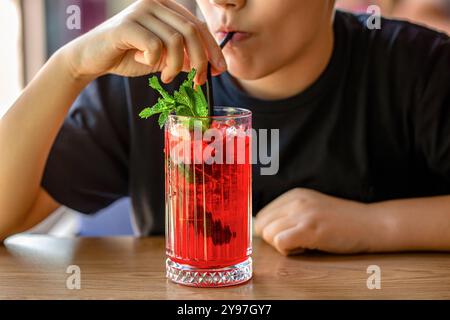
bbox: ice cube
[226,126,238,137]
[169,123,191,140]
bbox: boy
[1,0,449,255]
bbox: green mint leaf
[139,99,167,119]
[176,105,194,117]
[193,85,209,117]
[138,96,175,118]
[140,68,210,129]
[174,88,194,113]
[180,69,196,90]
[158,111,170,128]
[175,69,199,114]
[139,107,155,119]
[149,76,174,103]
[176,86,196,115]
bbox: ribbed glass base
[166,257,252,287]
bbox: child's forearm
[0,48,92,234]
[368,195,450,252]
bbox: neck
[235,22,335,101]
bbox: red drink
[165,107,252,287]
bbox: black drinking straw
[207,32,235,117]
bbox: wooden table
[1,234,450,299]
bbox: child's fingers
[135,14,185,83]
[181,54,191,73]
[160,0,227,75]
[260,188,319,221]
[255,189,307,232]
[261,216,298,248]
[274,226,312,255]
[118,21,164,68]
[151,2,209,84]
[254,208,288,236]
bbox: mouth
[215,30,252,44]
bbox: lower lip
[217,32,251,44]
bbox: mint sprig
[139,69,209,128]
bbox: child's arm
[0,52,90,241]
[0,0,226,241]
[368,195,450,252]
[254,188,450,255]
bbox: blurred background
[0,0,449,237]
[336,0,450,33]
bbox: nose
[209,0,245,10]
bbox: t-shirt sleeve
[41,75,130,214]
[414,33,450,183]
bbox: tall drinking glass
[165,107,252,287]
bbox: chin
[225,52,284,81]
[227,62,274,81]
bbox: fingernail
[162,74,172,83]
[196,72,206,85]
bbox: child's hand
[62,0,226,84]
[254,188,377,255]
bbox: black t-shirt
[42,11,450,236]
